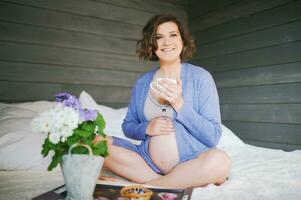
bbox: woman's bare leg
[99,136,161,183]
[146,149,231,189]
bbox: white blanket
[0,93,300,199]
[1,143,301,200]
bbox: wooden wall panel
[219,83,301,104]
[195,20,301,59]
[215,62,301,88]
[223,121,301,151]
[189,0,293,32]
[0,0,187,105]
[192,0,301,45]
[195,41,301,72]
[189,0,301,150]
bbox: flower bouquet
[32,92,109,200]
[32,92,108,170]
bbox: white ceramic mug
[150,78,177,92]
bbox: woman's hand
[154,78,184,111]
[146,116,175,136]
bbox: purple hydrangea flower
[79,109,98,121]
[55,92,81,110]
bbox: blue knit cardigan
[122,63,222,163]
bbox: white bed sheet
[0,94,300,200]
[1,143,301,200]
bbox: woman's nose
[163,37,171,46]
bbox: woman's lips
[161,48,175,52]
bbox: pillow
[0,102,54,170]
[217,124,245,149]
[0,101,55,113]
[79,91,140,144]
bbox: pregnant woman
[96,14,231,189]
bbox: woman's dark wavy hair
[136,14,196,62]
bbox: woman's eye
[156,36,162,40]
[170,34,177,37]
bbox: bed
[0,91,301,200]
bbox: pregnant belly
[148,132,179,174]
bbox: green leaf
[82,135,94,147]
[73,129,90,137]
[41,137,57,157]
[81,122,94,133]
[95,114,105,133]
[41,139,50,157]
[66,135,80,146]
[48,151,61,171]
[70,146,89,155]
[94,140,108,157]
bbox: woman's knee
[200,149,231,181]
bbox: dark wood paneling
[219,83,301,104]
[189,0,292,32]
[214,62,301,88]
[0,61,140,87]
[94,0,187,19]
[0,81,131,104]
[223,121,301,146]
[0,41,155,72]
[0,1,141,40]
[0,21,136,56]
[194,40,301,72]
[0,0,185,107]
[2,0,153,26]
[188,0,241,20]
[195,20,301,59]
[61,83,131,104]
[189,0,301,150]
[221,104,301,124]
[0,81,61,102]
[192,0,301,45]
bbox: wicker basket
[120,185,153,200]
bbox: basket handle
[68,143,93,155]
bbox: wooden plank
[220,104,301,124]
[2,0,153,26]
[0,81,131,103]
[218,83,301,104]
[0,81,61,102]
[189,0,292,32]
[101,102,128,109]
[0,41,156,73]
[243,139,301,151]
[214,62,301,88]
[189,0,243,20]
[61,84,131,103]
[223,121,301,146]
[0,1,142,40]
[95,0,187,19]
[193,40,301,72]
[195,20,301,59]
[192,0,301,45]
[0,21,137,56]
[0,60,140,87]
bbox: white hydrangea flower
[32,102,80,144]
[61,127,73,138]
[31,111,52,134]
[49,132,61,144]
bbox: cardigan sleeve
[122,81,148,140]
[174,72,222,148]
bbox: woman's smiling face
[155,22,183,64]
